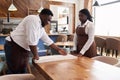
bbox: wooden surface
[0,0,49,17]
[55,41,74,47]
[0,45,4,50]
[33,55,120,80]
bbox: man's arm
[29,45,39,60]
[49,43,67,55]
[40,29,67,55]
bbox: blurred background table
[0,45,4,51]
[55,41,74,47]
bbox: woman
[71,8,97,58]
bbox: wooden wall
[0,0,92,18]
[0,0,91,33]
[0,0,48,18]
[84,0,93,13]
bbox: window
[94,1,120,36]
[50,5,69,34]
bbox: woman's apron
[76,25,97,58]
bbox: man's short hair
[40,8,53,16]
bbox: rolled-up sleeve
[40,29,54,46]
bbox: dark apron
[76,25,97,58]
[4,37,30,73]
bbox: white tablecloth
[34,54,77,63]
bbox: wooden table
[33,55,120,80]
[0,45,4,51]
[55,41,74,47]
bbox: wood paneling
[0,0,48,18]
[0,0,92,18]
[0,0,91,33]
[84,0,93,13]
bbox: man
[4,8,67,74]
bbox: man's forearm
[49,43,61,51]
[29,45,39,60]
[49,43,67,55]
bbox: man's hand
[49,43,67,55]
[58,49,67,55]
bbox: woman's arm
[80,22,95,55]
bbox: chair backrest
[94,36,106,47]
[67,35,74,41]
[56,34,68,42]
[0,74,35,80]
[106,37,120,50]
[92,56,119,65]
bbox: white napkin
[34,54,77,63]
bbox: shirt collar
[84,20,89,26]
[79,20,89,27]
[37,15,43,28]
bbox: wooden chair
[94,36,106,55]
[56,34,68,42]
[0,74,35,80]
[92,56,119,65]
[106,37,120,58]
[67,34,74,41]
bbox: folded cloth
[34,54,77,63]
